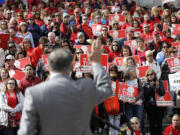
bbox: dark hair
[5,78,19,94]
[39,36,49,45]
[110,41,120,52]
[121,45,132,57]
[25,64,35,71]
[48,48,73,72]
[174,34,180,42]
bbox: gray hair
[48,48,73,73]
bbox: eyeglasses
[162,46,168,48]
[18,52,23,54]
[8,83,15,85]
[48,19,52,21]
[131,122,139,125]
[112,44,118,47]
[147,73,154,76]
[76,52,83,54]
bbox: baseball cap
[5,54,15,60]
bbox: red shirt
[12,36,23,45]
[78,24,93,39]
[60,22,68,36]
[161,36,174,45]
[141,21,154,32]
[163,124,180,135]
[35,19,45,27]
[108,51,121,62]
[31,46,43,68]
[18,76,42,94]
[121,23,132,29]
[70,30,80,44]
[133,48,148,65]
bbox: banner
[0,34,10,50]
[118,82,142,105]
[109,14,125,25]
[42,55,49,71]
[167,57,180,72]
[169,72,180,91]
[80,54,108,72]
[124,40,137,52]
[91,24,107,36]
[162,0,175,4]
[137,66,150,78]
[156,81,174,107]
[14,57,31,71]
[172,42,180,56]
[108,30,126,39]
[73,45,91,54]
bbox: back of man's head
[48,48,73,73]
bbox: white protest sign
[169,72,180,91]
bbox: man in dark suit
[18,39,112,135]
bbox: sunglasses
[171,51,177,53]
[9,46,15,49]
[147,73,154,76]
[113,45,118,46]
[8,83,15,85]
[48,20,52,21]
[113,23,118,25]
[102,29,107,31]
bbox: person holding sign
[143,69,165,135]
[123,66,144,127]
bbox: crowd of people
[0,0,180,135]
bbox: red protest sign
[14,57,31,70]
[118,82,142,105]
[114,57,125,71]
[80,54,108,72]
[91,24,107,36]
[137,66,150,78]
[73,45,91,54]
[162,0,175,4]
[9,69,25,81]
[0,34,10,50]
[156,81,174,107]
[172,24,180,36]
[109,14,125,25]
[167,57,180,72]
[124,40,137,52]
[172,42,180,56]
[133,55,141,66]
[42,55,49,71]
[108,30,126,39]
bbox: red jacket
[161,36,174,45]
[18,76,42,94]
[31,46,43,68]
[60,22,68,36]
[78,24,93,39]
[163,124,180,135]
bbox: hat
[152,31,160,36]
[5,54,15,60]
[145,50,155,57]
[63,13,69,20]
[27,14,34,19]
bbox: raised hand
[88,39,103,64]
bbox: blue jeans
[124,102,143,127]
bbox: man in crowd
[18,64,42,94]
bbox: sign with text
[14,57,31,71]
[156,81,174,107]
[42,55,49,71]
[114,57,126,71]
[167,57,180,72]
[162,0,175,4]
[0,34,10,50]
[118,82,142,105]
[169,72,180,91]
[109,14,125,25]
[73,45,91,54]
[9,70,25,82]
[124,40,137,52]
[137,66,150,78]
[108,30,126,39]
[91,24,106,36]
[80,54,108,72]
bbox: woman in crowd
[99,26,113,45]
[0,78,24,135]
[170,14,179,24]
[16,22,35,48]
[132,20,142,37]
[124,56,137,69]
[143,69,165,135]
[161,28,174,45]
[121,15,133,29]
[127,117,143,135]
[108,41,121,62]
[151,6,161,24]
[21,38,34,59]
[144,50,161,80]
[0,20,9,34]
[15,48,26,60]
[111,20,121,30]
[123,66,143,127]
[121,45,132,58]
[0,68,9,92]
[133,37,148,65]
